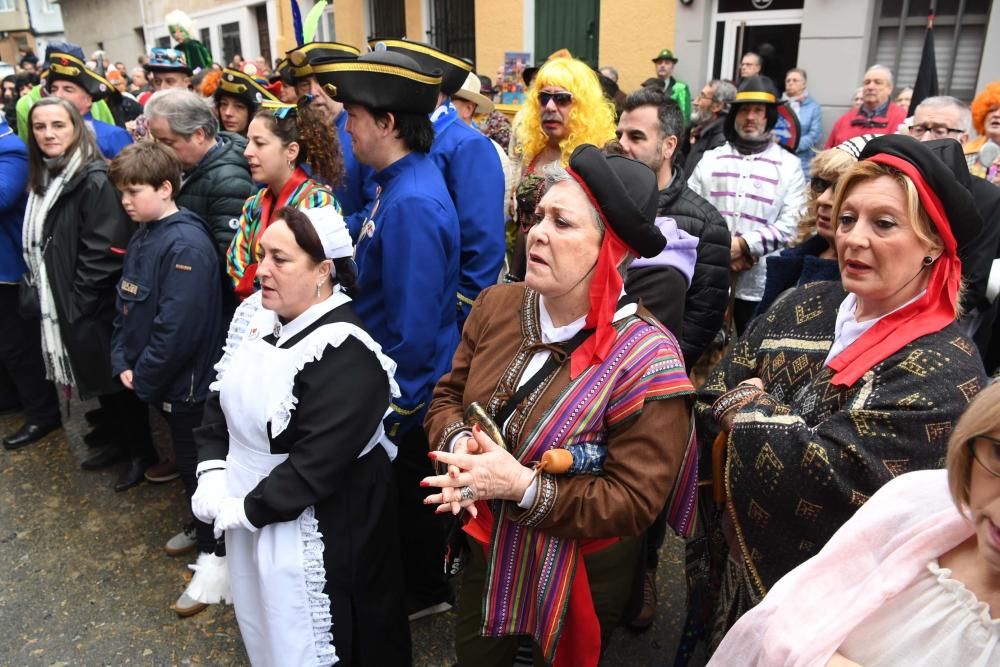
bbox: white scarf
[21,150,84,387]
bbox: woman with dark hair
[21,97,156,488]
[193,204,410,666]
[226,100,344,299]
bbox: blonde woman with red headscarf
[695,134,989,648]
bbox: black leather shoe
[84,407,105,426]
[3,421,61,450]
[81,447,126,470]
[115,458,155,492]
[83,425,114,448]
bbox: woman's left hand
[212,497,258,538]
[422,426,535,514]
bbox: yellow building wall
[598,0,675,94]
[404,0,424,40]
[333,0,367,50]
[474,0,524,86]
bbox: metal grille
[370,0,406,39]
[429,0,476,63]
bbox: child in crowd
[108,142,227,617]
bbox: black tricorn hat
[43,52,113,102]
[312,50,442,114]
[371,38,471,96]
[272,58,294,86]
[566,144,664,258]
[859,135,982,251]
[724,74,780,139]
[215,68,279,112]
[286,41,360,80]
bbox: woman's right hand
[191,469,229,523]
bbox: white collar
[824,290,926,367]
[269,286,351,346]
[538,290,635,344]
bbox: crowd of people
[1,21,999,667]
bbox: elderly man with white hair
[825,64,907,147]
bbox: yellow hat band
[372,39,471,72]
[734,91,776,104]
[311,61,443,85]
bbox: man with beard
[684,78,736,175]
[825,64,906,147]
[689,76,806,334]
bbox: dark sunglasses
[539,91,573,107]
[809,176,834,195]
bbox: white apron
[215,292,399,667]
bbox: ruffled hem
[269,322,401,438]
[209,291,265,392]
[300,506,338,666]
[928,560,1000,627]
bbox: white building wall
[26,0,63,34]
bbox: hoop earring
[922,256,935,266]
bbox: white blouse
[839,560,1000,667]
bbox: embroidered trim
[513,472,557,527]
[388,401,425,416]
[271,322,401,437]
[209,292,265,392]
[711,385,763,425]
[299,506,338,666]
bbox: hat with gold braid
[42,51,113,101]
[311,47,442,114]
[369,37,471,96]
[285,41,360,81]
[215,68,279,112]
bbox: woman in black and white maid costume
[191,204,412,666]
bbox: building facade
[0,0,64,66]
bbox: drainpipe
[137,0,150,54]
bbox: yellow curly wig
[970,80,1000,136]
[515,57,617,165]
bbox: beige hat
[453,72,494,115]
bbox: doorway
[710,8,803,89]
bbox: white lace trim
[928,560,1000,628]
[299,505,338,666]
[269,322,401,438]
[209,291,266,392]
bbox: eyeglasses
[810,176,834,195]
[908,124,965,139]
[538,91,573,108]
[968,434,1000,477]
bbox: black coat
[41,160,133,399]
[176,132,255,262]
[657,167,731,366]
[684,114,727,176]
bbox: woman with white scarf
[22,97,157,490]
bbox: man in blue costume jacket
[376,39,505,330]
[42,50,131,159]
[313,46,462,620]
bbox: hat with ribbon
[453,71,494,115]
[563,144,665,377]
[145,48,192,75]
[371,38,471,96]
[826,133,982,387]
[215,67,279,112]
[724,75,781,140]
[311,47,442,114]
[42,51,113,101]
[286,41,360,81]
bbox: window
[871,0,992,101]
[156,36,171,49]
[220,22,242,68]
[369,0,405,39]
[41,0,56,13]
[429,0,475,63]
[0,0,16,12]
[200,28,212,59]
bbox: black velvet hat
[371,38,471,96]
[311,50,442,114]
[43,52,113,101]
[286,41,360,80]
[215,68,279,112]
[724,75,780,139]
[566,144,664,258]
[858,134,981,249]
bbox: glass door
[710,8,803,86]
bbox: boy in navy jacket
[109,142,225,616]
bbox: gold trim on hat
[371,39,471,72]
[311,61,443,85]
[49,63,83,78]
[734,91,777,104]
[220,79,249,94]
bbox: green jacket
[666,77,692,126]
[16,85,116,141]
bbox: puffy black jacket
[684,114,727,176]
[110,208,224,409]
[176,132,255,262]
[40,160,133,399]
[658,166,731,366]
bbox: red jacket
[825,102,908,148]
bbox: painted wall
[27,0,64,35]
[0,0,29,32]
[59,0,144,65]
[332,0,366,49]
[598,0,675,95]
[474,0,523,86]
[404,0,422,41]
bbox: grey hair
[144,88,219,139]
[916,95,973,133]
[865,64,894,87]
[711,79,737,113]
[599,65,619,82]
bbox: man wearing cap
[214,68,279,136]
[689,75,806,334]
[313,48,462,619]
[377,39,505,331]
[43,50,132,160]
[286,41,377,222]
[652,48,691,125]
[144,48,193,94]
[825,64,907,148]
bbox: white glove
[213,497,257,539]
[191,469,228,523]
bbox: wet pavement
[0,402,702,666]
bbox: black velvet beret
[311,50,442,114]
[371,38,471,96]
[567,144,664,258]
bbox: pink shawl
[709,469,973,666]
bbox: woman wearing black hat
[695,134,989,645]
[213,68,279,136]
[423,144,696,667]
